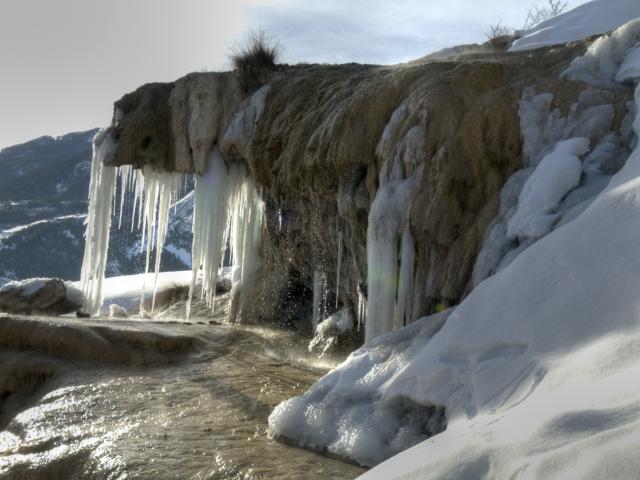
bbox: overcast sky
[0,0,589,149]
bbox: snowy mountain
[0,130,193,282]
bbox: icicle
[130,165,183,314]
[365,163,423,343]
[186,147,264,321]
[335,227,342,310]
[228,172,264,321]
[357,284,367,332]
[80,129,117,316]
[116,165,132,229]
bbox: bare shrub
[486,21,515,40]
[523,0,568,29]
[229,30,281,93]
[486,0,568,41]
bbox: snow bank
[269,310,450,467]
[562,17,640,88]
[79,129,117,315]
[509,0,640,52]
[355,22,640,478]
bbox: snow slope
[270,20,640,477]
[510,0,640,52]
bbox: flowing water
[0,308,365,479]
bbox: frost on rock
[269,310,451,467]
[365,104,425,343]
[228,167,264,322]
[129,166,184,313]
[80,129,117,315]
[506,138,588,242]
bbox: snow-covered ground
[270,10,640,478]
[510,0,640,52]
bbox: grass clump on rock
[230,30,281,94]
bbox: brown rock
[0,279,81,316]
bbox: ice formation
[132,166,183,312]
[506,138,588,241]
[366,104,425,343]
[186,147,264,321]
[561,18,640,89]
[79,130,117,315]
[335,229,342,310]
[228,168,264,321]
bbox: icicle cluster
[80,131,185,317]
[186,147,264,320]
[80,130,117,316]
[120,165,183,313]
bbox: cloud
[246,0,590,65]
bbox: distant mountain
[0,130,193,282]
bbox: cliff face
[103,40,627,331]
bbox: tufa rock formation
[101,39,631,332]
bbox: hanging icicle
[335,227,342,310]
[80,129,118,316]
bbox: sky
[0,0,589,149]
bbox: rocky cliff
[102,38,632,334]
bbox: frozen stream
[0,304,365,479]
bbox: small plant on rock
[229,30,281,94]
